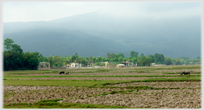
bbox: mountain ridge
[3,12,201,58]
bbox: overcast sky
[3,1,201,22]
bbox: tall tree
[153,53,165,64]
[141,53,144,57]
[97,56,103,62]
[138,56,151,66]
[63,56,70,65]
[24,52,40,69]
[10,44,23,53]
[4,38,40,70]
[130,51,138,58]
[117,53,125,58]
[118,57,123,62]
[4,38,14,50]
[53,56,63,66]
[164,57,172,65]
[92,57,96,63]
[47,55,53,67]
[38,54,47,62]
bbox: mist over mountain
[3,12,201,58]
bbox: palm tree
[97,56,102,62]
[64,56,70,66]
[92,57,96,64]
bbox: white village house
[70,63,81,68]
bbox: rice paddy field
[3,65,201,108]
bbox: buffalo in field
[66,72,69,75]
[59,71,65,75]
[181,71,190,75]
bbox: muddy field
[3,65,201,108]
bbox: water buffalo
[66,72,69,75]
[59,71,65,75]
[181,71,190,75]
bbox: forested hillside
[3,12,201,58]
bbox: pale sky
[3,1,201,22]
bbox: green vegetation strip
[100,77,201,86]
[4,69,112,75]
[3,80,131,87]
[4,92,17,98]
[4,76,200,87]
[3,65,200,75]
[4,99,127,108]
[116,65,199,70]
[3,75,201,79]
[163,72,201,74]
[4,70,58,75]
[4,89,49,98]
[131,66,200,71]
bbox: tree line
[38,51,200,67]
[3,38,201,70]
[4,38,40,71]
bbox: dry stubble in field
[62,89,201,108]
[4,86,129,105]
[3,65,201,108]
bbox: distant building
[70,63,80,67]
[117,64,125,68]
[123,61,133,66]
[104,62,109,68]
[38,62,50,68]
[38,62,50,70]
[150,63,166,66]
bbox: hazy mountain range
[3,12,201,58]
